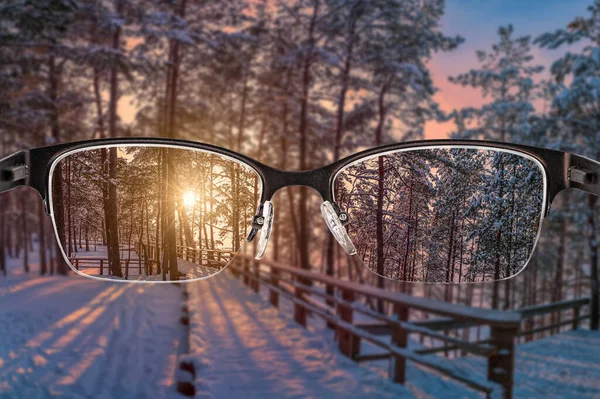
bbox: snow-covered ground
[0,250,187,399]
[185,267,412,398]
[454,329,600,398]
[3,246,600,398]
[186,266,600,399]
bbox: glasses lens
[50,145,260,282]
[335,147,545,283]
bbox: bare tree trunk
[272,132,288,262]
[126,207,134,280]
[0,205,5,276]
[21,190,29,273]
[588,194,599,330]
[551,218,567,332]
[162,0,187,281]
[402,182,414,280]
[105,148,122,277]
[209,158,215,258]
[178,204,194,246]
[165,151,179,280]
[101,0,125,278]
[491,164,505,310]
[49,51,69,275]
[375,155,385,313]
[160,149,169,281]
[155,153,162,275]
[374,80,389,312]
[67,158,73,257]
[297,0,320,276]
[324,8,360,306]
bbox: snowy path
[186,271,411,399]
[0,274,186,399]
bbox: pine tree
[536,1,600,328]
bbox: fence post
[338,289,360,359]
[294,283,307,327]
[100,260,104,275]
[487,325,518,399]
[230,257,239,278]
[573,306,581,330]
[243,258,249,286]
[252,260,259,293]
[75,259,79,270]
[269,268,279,308]
[391,303,409,383]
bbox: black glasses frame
[1,137,599,244]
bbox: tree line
[53,146,258,280]
[0,0,599,317]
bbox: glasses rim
[331,144,549,284]
[3,136,599,284]
[46,143,264,284]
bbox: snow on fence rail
[229,254,523,399]
[517,297,592,340]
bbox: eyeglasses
[1,138,598,283]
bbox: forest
[336,147,545,283]
[0,0,599,314]
[52,145,259,280]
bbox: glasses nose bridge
[251,165,353,260]
[260,166,335,201]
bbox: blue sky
[441,0,590,72]
[425,0,592,138]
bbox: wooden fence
[175,246,234,268]
[69,257,144,276]
[518,297,591,341]
[226,254,594,399]
[141,243,233,269]
[70,244,235,278]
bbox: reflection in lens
[51,146,260,282]
[335,147,545,283]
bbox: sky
[425,0,592,139]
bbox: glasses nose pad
[253,201,274,259]
[321,201,356,256]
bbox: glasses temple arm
[567,153,600,197]
[0,151,29,195]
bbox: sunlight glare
[183,191,196,207]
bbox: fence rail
[518,297,591,339]
[222,254,597,399]
[175,245,234,267]
[138,243,234,268]
[228,254,525,398]
[71,244,235,278]
[69,257,149,276]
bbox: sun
[183,191,196,207]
